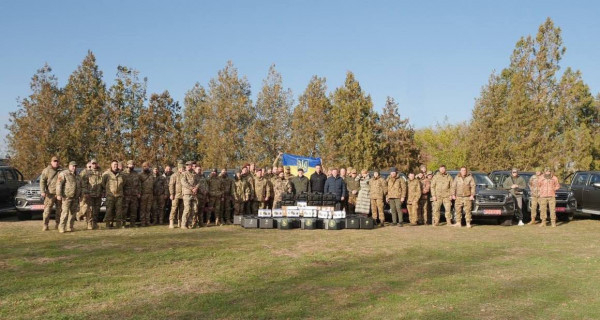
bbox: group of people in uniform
[38,153,563,233]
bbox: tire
[17,212,32,221]
[499,217,513,226]
[558,213,574,222]
[590,214,600,220]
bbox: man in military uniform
[151,166,168,225]
[123,160,141,228]
[163,165,174,218]
[40,156,62,231]
[102,160,124,228]
[528,168,542,224]
[451,167,475,228]
[406,172,422,226]
[431,165,453,226]
[233,170,251,216]
[272,170,292,209]
[252,168,272,214]
[138,162,155,227]
[369,170,388,227]
[538,167,560,227]
[77,162,91,221]
[290,168,309,195]
[180,161,199,229]
[345,169,360,216]
[220,168,234,224]
[56,161,81,233]
[503,168,527,226]
[168,163,185,228]
[81,159,103,230]
[418,171,432,225]
[283,166,294,180]
[339,168,348,211]
[207,169,224,226]
[241,166,254,216]
[386,167,406,226]
[194,165,208,227]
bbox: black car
[489,170,576,222]
[564,171,600,218]
[0,165,27,204]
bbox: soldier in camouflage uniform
[151,166,168,225]
[345,169,360,216]
[168,163,185,229]
[77,162,91,221]
[40,156,62,231]
[81,159,103,230]
[207,169,224,226]
[233,170,251,216]
[386,167,406,226]
[123,160,141,228]
[193,165,208,227]
[272,171,292,209]
[102,160,124,228]
[528,168,542,224]
[252,169,272,214]
[180,161,199,229]
[451,167,475,228]
[220,168,234,224]
[369,170,388,227]
[418,171,433,225]
[56,161,81,233]
[406,172,422,226]
[431,165,453,226]
[138,162,155,227]
[241,166,254,216]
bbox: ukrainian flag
[282,153,322,178]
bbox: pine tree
[289,76,332,158]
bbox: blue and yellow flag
[282,153,322,178]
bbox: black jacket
[324,176,347,201]
[309,172,327,193]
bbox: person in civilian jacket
[323,168,347,205]
[309,164,327,193]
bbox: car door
[570,172,589,210]
[583,173,600,214]
[4,169,24,200]
[0,169,7,201]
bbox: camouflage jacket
[452,174,475,197]
[431,172,453,198]
[220,175,234,194]
[345,176,361,198]
[139,171,155,195]
[407,179,422,202]
[242,173,255,200]
[197,174,208,199]
[56,170,81,199]
[419,177,431,199]
[169,171,183,199]
[253,176,272,201]
[272,177,292,203]
[369,176,387,200]
[82,168,103,197]
[123,168,141,197]
[102,170,124,198]
[528,174,541,198]
[181,170,199,195]
[233,177,251,202]
[40,165,62,195]
[208,175,224,197]
[386,176,407,199]
[153,174,168,198]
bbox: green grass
[1,218,600,319]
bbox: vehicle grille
[479,195,505,203]
[555,193,568,201]
[26,190,40,196]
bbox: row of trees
[7,54,418,178]
[417,18,600,178]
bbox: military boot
[452,223,461,227]
[58,226,65,233]
[115,221,122,228]
[42,224,49,231]
[215,218,221,226]
[466,222,472,228]
[551,220,557,227]
[539,220,546,227]
[66,226,72,232]
[169,221,174,229]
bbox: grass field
[1,217,600,320]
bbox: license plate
[31,204,45,210]
[483,209,502,215]
[556,207,566,212]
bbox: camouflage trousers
[347,195,357,216]
[370,199,385,223]
[43,193,62,228]
[181,194,196,228]
[539,197,556,223]
[193,196,206,227]
[244,200,254,216]
[454,196,472,224]
[529,196,540,222]
[221,194,232,223]
[209,196,222,223]
[104,196,123,224]
[418,197,430,224]
[139,194,153,226]
[407,197,420,225]
[84,196,102,227]
[388,198,403,224]
[152,196,166,225]
[233,201,244,216]
[77,197,88,220]
[169,198,183,224]
[124,195,139,226]
[59,197,78,231]
[433,197,452,225]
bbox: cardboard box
[332,211,346,219]
[258,209,272,218]
[271,209,284,218]
[301,207,319,218]
[296,201,308,208]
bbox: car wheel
[590,214,600,220]
[557,213,574,222]
[17,212,32,221]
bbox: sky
[1,0,599,154]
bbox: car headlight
[17,189,26,195]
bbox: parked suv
[0,165,27,204]
[489,170,576,222]
[564,171,600,218]
[15,172,106,221]
[446,170,516,225]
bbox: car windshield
[449,172,494,188]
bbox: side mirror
[593,183,600,189]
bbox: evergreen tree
[182,83,209,162]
